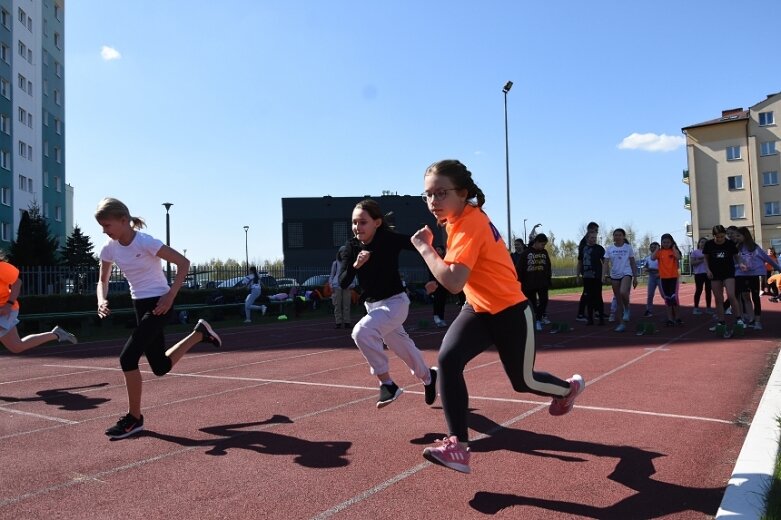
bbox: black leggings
[119,297,174,376]
[432,286,447,320]
[582,278,604,320]
[693,273,711,308]
[437,301,570,442]
[523,287,549,321]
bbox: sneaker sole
[424,367,438,406]
[197,320,222,348]
[106,424,144,440]
[549,374,585,416]
[376,387,403,409]
[423,449,471,474]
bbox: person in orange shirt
[651,233,682,326]
[411,159,584,474]
[0,254,77,353]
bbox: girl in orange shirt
[651,233,682,326]
[411,159,584,474]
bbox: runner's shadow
[465,412,724,518]
[144,414,352,468]
[0,383,111,410]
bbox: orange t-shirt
[0,261,20,310]
[656,248,679,279]
[444,205,524,314]
[767,273,781,286]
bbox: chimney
[721,108,744,117]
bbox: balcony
[682,169,689,184]
[684,196,691,209]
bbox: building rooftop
[682,108,750,131]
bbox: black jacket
[339,226,415,302]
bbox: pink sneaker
[549,374,585,416]
[422,436,471,473]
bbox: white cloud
[100,46,121,61]
[617,132,685,152]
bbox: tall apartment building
[683,92,781,248]
[0,0,66,251]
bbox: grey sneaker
[51,326,77,344]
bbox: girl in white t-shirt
[603,228,638,332]
[95,198,222,439]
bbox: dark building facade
[282,195,443,282]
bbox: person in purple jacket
[735,227,781,330]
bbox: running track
[1,283,777,519]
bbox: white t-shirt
[99,232,169,299]
[604,243,635,279]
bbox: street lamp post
[243,226,250,274]
[503,80,513,251]
[523,219,528,246]
[162,203,173,284]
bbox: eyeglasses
[421,189,457,202]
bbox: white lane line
[0,406,78,424]
[0,369,106,386]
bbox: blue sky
[66,1,778,264]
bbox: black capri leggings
[437,300,570,442]
[119,296,174,376]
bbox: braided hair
[424,160,486,208]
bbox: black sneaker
[335,323,342,329]
[424,367,438,405]
[105,413,144,439]
[377,382,403,408]
[195,319,222,348]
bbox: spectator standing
[762,247,778,295]
[734,227,780,330]
[643,242,662,317]
[652,234,682,326]
[518,233,552,331]
[603,228,638,332]
[329,246,355,329]
[691,237,712,315]
[576,222,600,322]
[576,231,605,325]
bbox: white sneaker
[725,308,733,315]
[614,323,626,332]
[260,305,267,316]
[243,319,252,323]
[753,322,763,330]
[535,321,543,331]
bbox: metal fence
[15,263,584,297]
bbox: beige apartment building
[683,91,781,248]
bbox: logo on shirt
[488,222,501,242]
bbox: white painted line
[0,406,78,424]
[0,369,106,386]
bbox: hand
[353,250,371,269]
[411,226,434,250]
[706,270,713,280]
[424,280,438,295]
[632,277,638,289]
[739,264,748,272]
[97,301,112,318]
[153,292,175,315]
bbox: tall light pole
[162,203,173,284]
[243,225,250,274]
[523,218,528,246]
[503,80,513,252]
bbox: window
[54,32,61,49]
[27,177,32,193]
[727,146,741,161]
[17,73,25,90]
[55,206,61,222]
[728,175,744,190]
[43,171,48,187]
[17,107,26,123]
[730,204,746,220]
[26,80,32,95]
[55,175,61,192]
[54,147,61,163]
[0,43,8,63]
[0,79,9,99]
[26,113,32,128]
[0,114,8,134]
[55,61,62,77]
[27,48,32,63]
[18,141,25,158]
[54,4,62,22]
[763,171,779,186]
[17,40,25,59]
[53,89,61,105]
[42,50,48,65]
[332,221,351,247]
[0,186,8,205]
[43,110,48,126]
[287,222,304,248]
[759,111,775,126]
[1,9,9,29]
[765,201,781,217]
[0,150,8,169]
[26,16,31,32]
[17,8,26,25]
[1,222,10,242]
[43,18,47,37]
[42,202,48,218]
[761,141,777,156]
[43,141,48,156]
[55,118,62,135]
[17,174,25,190]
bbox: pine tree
[8,203,59,266]
[60,226,98,269]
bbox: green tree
[559,239,578,260]
[8,203,59,266]
[60,226,98,269]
